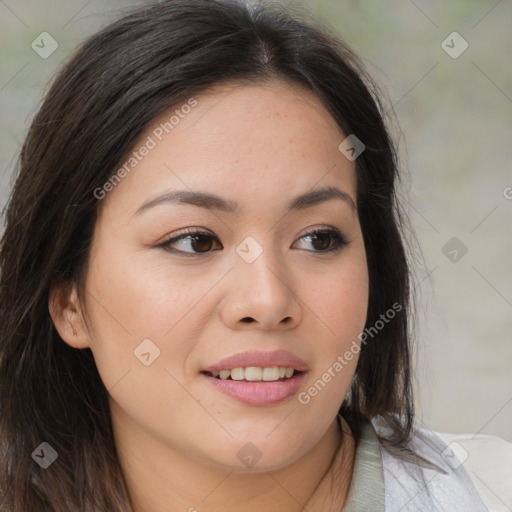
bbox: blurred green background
[1,0,511,441]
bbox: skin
[50,79,369,511]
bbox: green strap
[342,420,385,511]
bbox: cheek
[304,255,369,340]
[296,259,368,417]
[86,239,216,340]
[82,252,203,428]
[82,246,209,389]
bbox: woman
[0,0,510,510]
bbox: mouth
[200,349,309,405]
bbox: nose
[220,244,302,331]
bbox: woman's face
[73,80,368,471]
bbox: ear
[48,280,90,349]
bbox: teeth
[244,367,262,381]
[211,366,297,382]
[230,367,244,380]
[262,367,280,381]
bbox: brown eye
[188,234,214,253]
[295,229,349,253]
[310,232,331,251]
[159,230,221,255]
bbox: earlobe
[48,280,90,349]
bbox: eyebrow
[133,185,356,217]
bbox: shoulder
[435,430,512,511]
[370,417,512,511]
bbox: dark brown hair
[0,0,413,509]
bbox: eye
[294,228,349,253]
[158,228,221,256]
[158,227,349,256]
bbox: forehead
[99,79,356,218]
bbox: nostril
[241,317,254,323]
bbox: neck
[112,407,356,512]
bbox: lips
[202,371,307,406]
[200,349,308,406]
[201,349,309,373]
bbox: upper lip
[202,349,309,373]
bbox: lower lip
[202,372,307,406]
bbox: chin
[201,436,310,473]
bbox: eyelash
[157,226,349,257]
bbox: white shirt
[341,415,512,511]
